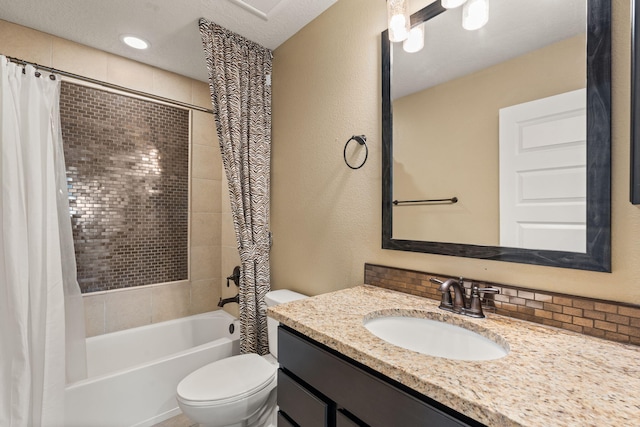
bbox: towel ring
[343,135,368,170]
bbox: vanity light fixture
[462,0,489,31]
[403,23,425,53]
[439,0,489,31]
[387,0,410,42]
[121,35,150,50]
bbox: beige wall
[0,19,233,335]
[221,173,242,318]
[271,0,640,304]
[393,34,586,245]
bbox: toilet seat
[177,354,276,406]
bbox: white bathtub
[64,310,240,427]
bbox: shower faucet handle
[226,266,241,287]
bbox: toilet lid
[177,354,276,402]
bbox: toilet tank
[265,290,307,358]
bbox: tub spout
[218,294,239,307]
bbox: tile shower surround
[365,264,640,346]
[59,82,189,293]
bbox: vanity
[277,325,481,427]
[268,286,640,426]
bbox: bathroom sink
[363,316,508,361]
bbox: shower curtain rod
[5,55,214,114]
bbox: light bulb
[403,24,424,53]
[462,0,489,31]
[387,0,410,42]
[441,0,467,8]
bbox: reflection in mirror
[381,0,611,271]
[393,0,586,252]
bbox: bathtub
[64,310,240,427]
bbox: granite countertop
[267,285,640,427]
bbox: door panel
[499,89,586,252]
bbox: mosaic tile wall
[60,82,189,293]
[364,264,640,346]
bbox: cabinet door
[278,369,331,427]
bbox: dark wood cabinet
[278,369,332,427]
[335,410,366,427]
[277,326,485,427]
[277,412,297,427]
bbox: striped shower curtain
[199,20,273,355]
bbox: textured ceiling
[0,0,337,82]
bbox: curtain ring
[343,135,368,170]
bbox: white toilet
[176,290,307,427]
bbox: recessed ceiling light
[121,35,150,50]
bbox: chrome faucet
[429,277,499,318]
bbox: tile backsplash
[365,264,640,346]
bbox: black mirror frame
[382,0,611,272]
[632,0,640,203]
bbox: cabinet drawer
[278,369,331,427]
[279,326,477,427]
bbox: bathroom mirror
[382,0,611,271]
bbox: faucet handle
[466,284,500,318]
[475,286,500,294]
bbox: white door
[499,89,586,253]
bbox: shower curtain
[199,20,273,355]
[0,56,87,426]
